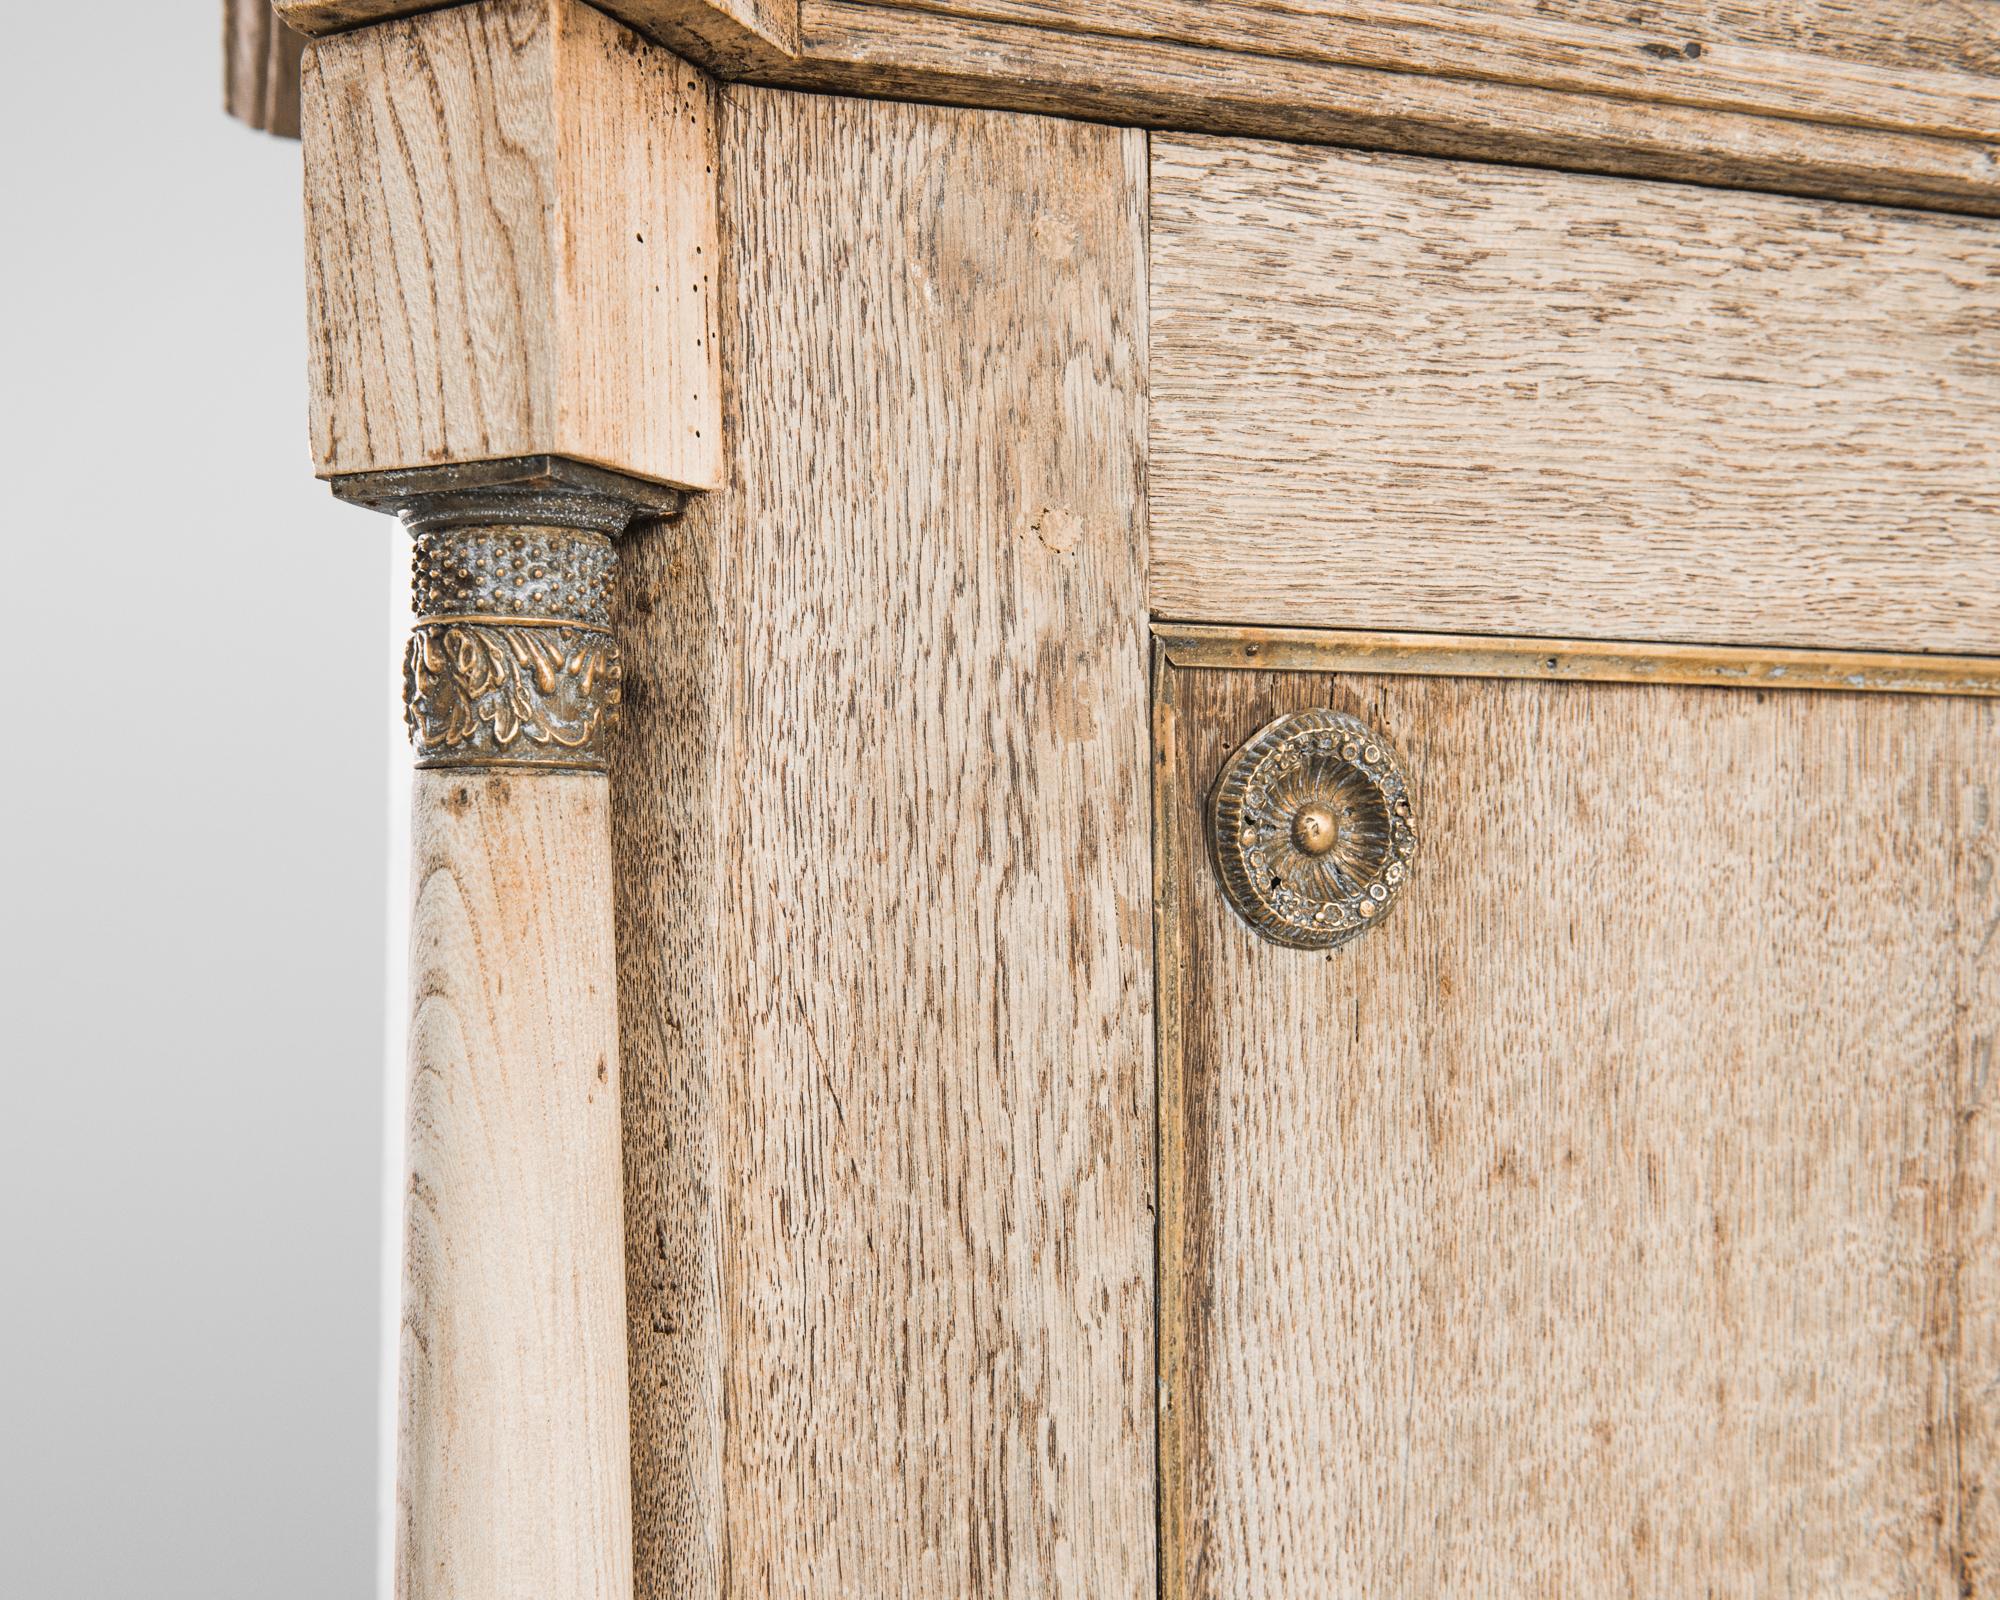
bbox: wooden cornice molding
[264,0,2000,215]
[601,0,798,71]
[279,0,798,70]
[782,5,2000,217]
[823,1,2000,145]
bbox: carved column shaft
[336,457,681,1600]
[296,0,719,1587]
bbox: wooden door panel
[1157,657,1999,1598]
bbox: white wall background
[0,7,393,1594]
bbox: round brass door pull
[1208,709,1418,950]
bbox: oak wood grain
[223,0,307,136]
[610,509,724,1600]
[403,770,632,1600]
[1150,136,2000,655]
[282,0,800,70]
[598,0,799,71]
[1159,660,2000,1599]
[300,0,721,487]
[613,86,1155,1598]
[267,0,2000,215]
[796,4,2000,216]
[836,0,2000,140]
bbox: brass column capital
[334,456,685,773]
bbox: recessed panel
[1159,659,1998,1598]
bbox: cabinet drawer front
[1157,655,1999,1598]
[1150,135,2000,656]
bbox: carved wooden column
[338,458,677,1598]
[295,3,719,1596]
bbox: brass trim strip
[1150,644,1191,1600]
[412,755,612,774]
[1153,624,2000,698]
[414,613,614,633]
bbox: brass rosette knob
[1208,709,1419,950]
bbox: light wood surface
[403,770,632,1600]
[614,87,1156,1599]
[223,0,307,137]
[830,0,2000,139]
[791,3,2000,216]
[1158,660,2000,1599]
[1150,137,2000,656]
[268,0,2000,214]
[282,0,799,70]
[300,0,721,488]
[1157,625,2000,699]
[610,507,724,1600]
[605,0,798,71]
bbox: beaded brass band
[333,457,685,773]
[412,523,619,628]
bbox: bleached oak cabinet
[227,1,2000,1595]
